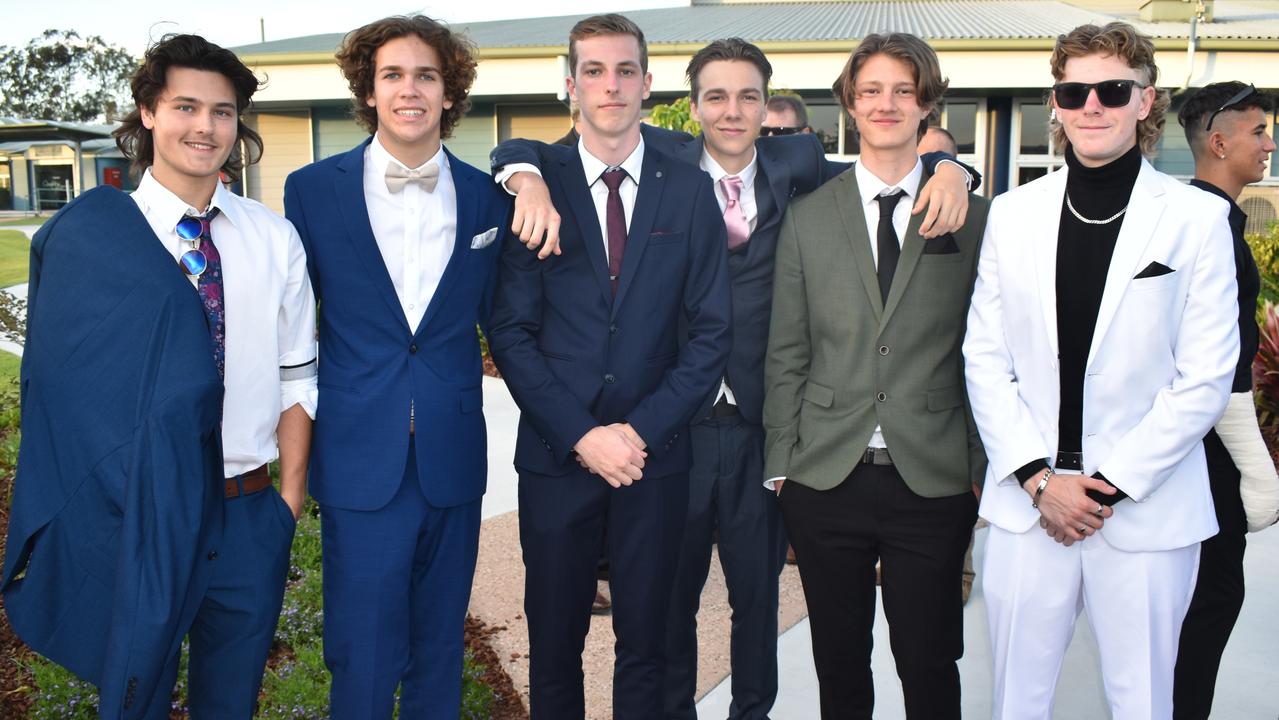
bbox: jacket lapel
[554,151,613,304]
[334,140,410,335]
[1086,159,1164,370]
[1033,168,1068,359]
[415,148,476,338]
[879,174,929,329]
[613,150,661,316]
[833,169,884,325]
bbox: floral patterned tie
[192,208,226,380]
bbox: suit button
[878,345,889,356]
[604,373,616,384]
[876,392,887,402]
[409,344,418,354]
[207,550,218,561]
[609,323,617,334]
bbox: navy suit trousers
[665,414,787,720]
[519,466,688,719]
[320,445,482,719]
[142,481,295,719]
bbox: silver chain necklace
[1065,193,1127,225]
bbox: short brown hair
[766,94,809,128]
[336,15,477,138]
[113,34,263,183]
[1049,22,1168,157]
[832,33,949,141]
[568,14,647,77]
[686,38,772,100]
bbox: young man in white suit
[962,22,1238,719]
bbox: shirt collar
[369,132,449,176]
[699,145,758,190]
[580,136,645,186]
[855,158,924,209]
[134,167,243,230]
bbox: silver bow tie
[385,161,440,193]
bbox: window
[0,162,9,210]
[1011,99,1063,187]
[939,99,986,183]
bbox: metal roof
[230,0,1279,58]
[0,118,117,141]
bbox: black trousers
[664,415,788,720]
[779,462,975,720]
[519,466,688,720]
[1173,429,1247,720]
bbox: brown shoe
[591,588,611,615]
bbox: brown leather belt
[225,464,272,498]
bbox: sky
[2,0,684,53]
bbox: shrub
[1254,300,1279,428]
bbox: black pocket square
[923,233,960,255]
[1134,261,1174,279]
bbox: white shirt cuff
[281,378,318,421]
[494,163,542,195]
[936,158,974,191]
[765,476,785,492]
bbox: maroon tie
[601,168,628,297]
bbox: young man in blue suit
[6,34,317,719]
[283,16,515,718]
[486,14,733,719]
[491,37,976,720]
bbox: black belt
[1054,451,1084,471]
[861,447,893,466]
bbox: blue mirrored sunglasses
[175,216,209,278]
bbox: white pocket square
[471,227,498,249]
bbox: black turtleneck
[1190,179,1260,392]
[1055,143,1143,456]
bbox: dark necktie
[875,190,905,304]
[193,208,226,380]
[601,167,628,297]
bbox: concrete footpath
[478,376,1279,718]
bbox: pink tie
[720,175,749,251]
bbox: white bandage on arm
[1216,391,1279,532]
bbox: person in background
[762,94,811,136]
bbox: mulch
[464,616,528,719]
[0,495,34,719]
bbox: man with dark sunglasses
[762,94,811,136]
[4,34,317,718]
[1172,81,1279,720]
[964,22,1238,718]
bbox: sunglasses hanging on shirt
[1051,79,1147,110]
[175,215,210,278]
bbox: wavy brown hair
[832,33,949,142]
[1049,22,1168,157]
[113,34,263,182]
[336,15,477,138]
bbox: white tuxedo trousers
[983,523,1200,719]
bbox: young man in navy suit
[486,14,733,719]
[8,34,316,718]
[283,16,515,718]
[491,37,975,720]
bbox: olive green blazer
[763,166,989,497]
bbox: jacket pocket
[802,381,834,408]
[927,385,963,411]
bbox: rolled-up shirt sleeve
[279,225,318,419]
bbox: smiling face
[1216,106,1277,186]
[1054,52,1155,167]
[140,66,238,194]
[366,34,453,166]
[567,33,652,144]
[690,59,766,171]
[849,52,930,157]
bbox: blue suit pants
[320,445,482,719]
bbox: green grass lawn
[0,350,19,381]
[0,216,48,227]
[0,230,30,288]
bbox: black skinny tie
[875,190,905,305]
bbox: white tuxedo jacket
[963,159,1238,552]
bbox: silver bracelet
[1031,467,1053,509]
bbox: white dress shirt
[131,169,318,478]
[578,138,645,258]
[855,158,923,449]
[701,147,759,407]
[363,134,457,331]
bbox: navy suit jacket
[284,140,511,510]
[3,187,224,719]
[488,141,732,478]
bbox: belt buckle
[863,447,892,466]
[1054,451,1084,472]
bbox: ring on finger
[1077,525,1088,534]
[1095,503,1104,516]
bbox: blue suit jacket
[3,187,224,719]
[488,142,732,477]
[284,140,511,510]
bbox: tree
[647,96,701,135]
[0,29,137,122]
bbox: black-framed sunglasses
[1052,80,1147,110]
[175,215,210,278]
[1205,83,1257,132]
[760,125,806,137]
